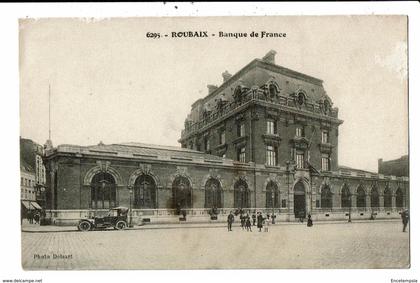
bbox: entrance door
[294,181,306,218]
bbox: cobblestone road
[21,221,409,269]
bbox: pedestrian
[240,213,245,230]
[27,210,33,224]
[271,213,276,224]
[401,209,409,232]
[34,212,40,225]
[181,209,187,221]
[307,214,313,227]
[264,217,270,232]
[245,215,252,232]
[252,212,256,226]
[227,211,234,231]
[257,212,263,232]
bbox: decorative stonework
[127,163,161,189]
[201,169,224,190]
[168,166,194,189]
[230,174,250,191]
[262,174,282,192]
[83,162,123,186]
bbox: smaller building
[378,155,408,177]
[20,162,41,211]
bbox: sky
[19,16,408,172]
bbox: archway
[396,188,404,209]
[384,187,392,209]
[321,185,333,209]
[90,172,117,209]
[341,184,351,209]
[294,181,306,218]
[134,174,156,209]
[204,178,223,209]
[356,186,366,209]
[370,186,379,209]
[234,179,249,209]
[172,176,192,210]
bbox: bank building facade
[42,50,409,225]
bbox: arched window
[321,185,333,209]
[90,172,117,209]
[370,186,379,209]
[356,186,366,209]
[134,175,156,209]
[234,179,249,209]
[205,178,223,209]
[341,184,351,209]
[396,188,404,208]
[384,187,392,209]
[266,181,280,208]
[172,177,192,210]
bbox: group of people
[227,210,278,232]
[227,209,314,232]
[25,209,41,224]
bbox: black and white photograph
[1,2,419,283]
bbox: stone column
[392,194,396,212]
[379,194,385,212]
[366,194,371,212]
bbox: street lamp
[272,190,276,224]
[348,193,352,223]
[128,187,133,227]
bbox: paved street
[21,221,409,269]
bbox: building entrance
[294,181,306,219]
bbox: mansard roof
[199,57,331,107]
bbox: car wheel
[115,220,127,230]
[78,220,92,232]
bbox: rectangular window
[322,130,329,143]
[21,177,23,185]
[266,120,276,135]
[296,152,304,169]
[219,130,225,145]
[296,127,304,137]
[237,122,245,137]
[204,136,210,151]
[237,147,246,163]
[322,154,330,171]
[266,145,277,166]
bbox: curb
[21,219,400,233]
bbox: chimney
[222,70,232,82]
[207,84,218,94]
[262,50,277,64]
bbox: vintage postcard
[19,15,409,270]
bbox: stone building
[378,155,409,177]
[42,51,409,225]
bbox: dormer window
[297,92,306,106]
[323,99,331,114]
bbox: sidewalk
[21,218,400,233]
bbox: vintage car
[77,206,129,231]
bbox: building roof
[338,165,377,175]
[20,159,35,173]
[53,142,226,162]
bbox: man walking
[401,209,409,232]
[227,211,234,231]
[252,212,256,226]
[257,212,264,232]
